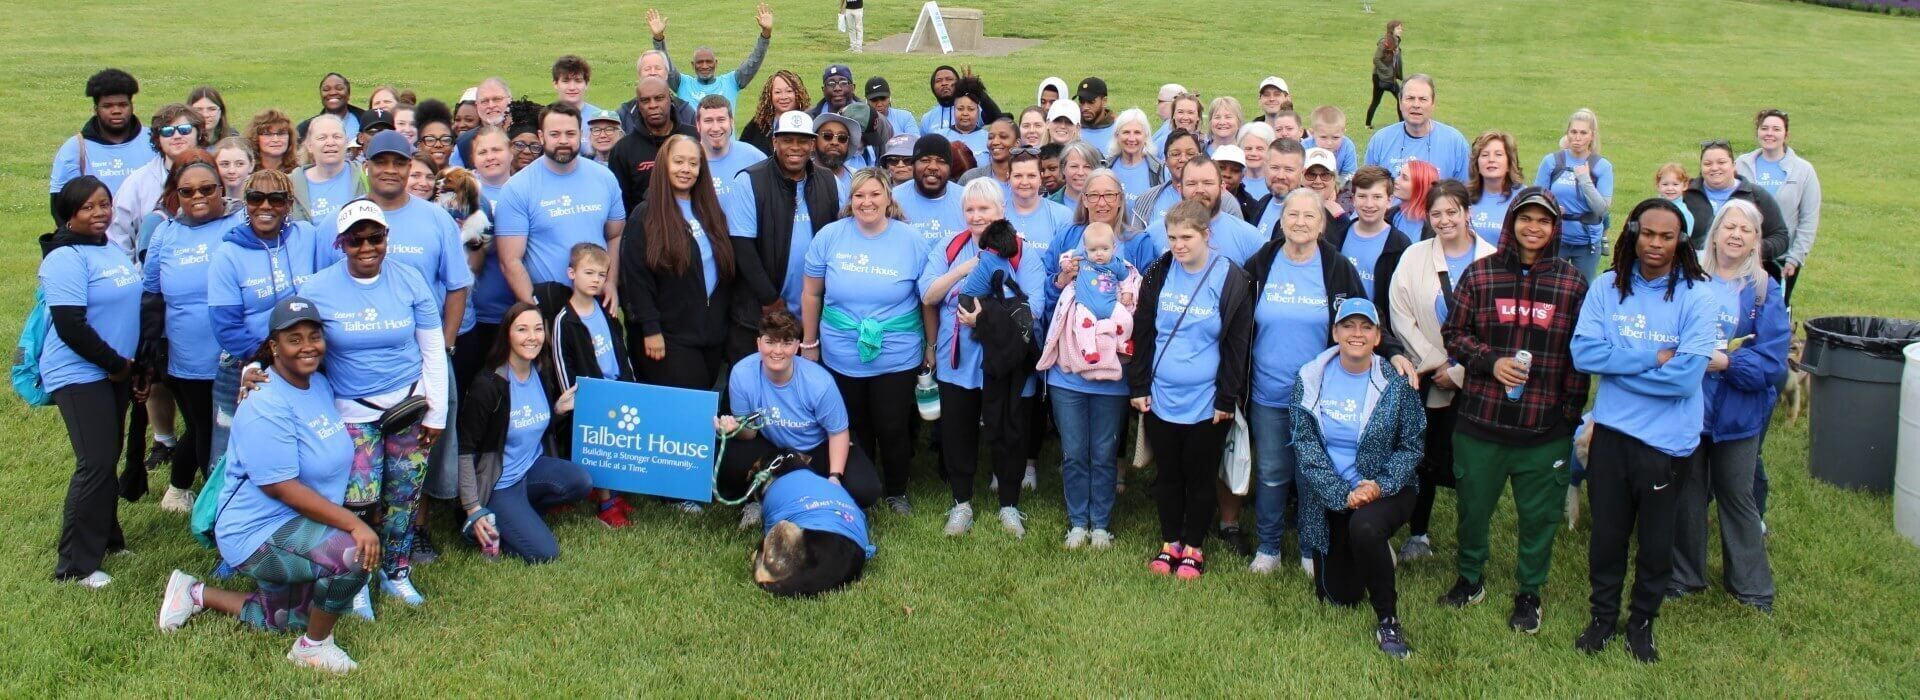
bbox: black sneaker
[1216,525,1254,558]
[1375,617,1412,659]
[143,441,173,472]
[411,529,440,566]
[1509,593,1542,634]
[1575,617,1616,655]
[1624,617,1659,663]
[1436,576,1485,608]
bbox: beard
[547,145,578,164]
[814,150,847,171]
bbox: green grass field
[4,0,1920,693]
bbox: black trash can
[1801,316,1920,492]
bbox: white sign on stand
[905,1,954,54]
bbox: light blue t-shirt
[492,158,626,285]
[892,181,967,245]
[1704,183,1737,214]
[707,143,767,201]
[214,369,353,567]
[1316,361,1372,486]
[578,304,622,379]
[803,218,930,377]
[762,469,875,558]
[1752,155,1788,197]
[1004,199,1074,254]
[206,223,330,357]
[1043,225,1129,397]
[1342,224,1392,300]
[1149,256,1230,425]
[1362,119,1471,182]
[1110,157,1156,210]
[920,105,955,135]
[918,230,1047,393]
[727,354,849,451]
[1080,125,1116,154]
[1243,175,1269,200]
[1142,186,1183,230]
[677,73,745,107]
[881,106,919,138]
[37,241,141,394]
[499,367,551,490]
[299,262,442,400]
[1303,135,1359,179]
[1143,211,1264,266]
[322,196,473,333]
[725,175,814,314]
[672,198,719,298]
[1251,251,1328,408]
[143,212,243,379]
[939,127,991,165]
[1469,189,1512,246]
[1438,247,1476,322]
[49,128,156,195]
[1536,151,1614,247]
[470,181,516,326]
[302,168,359,227]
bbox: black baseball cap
[865,76,891,100]
[1075,77,1107,102]
[361,108,395,134]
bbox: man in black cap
[891,133,967,244]
[1076,77,1116,148]
[354,108,395,161]
[865,76,919,138]
[607,77,697,214]
[723,110,842,360]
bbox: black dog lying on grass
[748,452,874,597]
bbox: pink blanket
[1036,263,1141,381]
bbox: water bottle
[915,368,942,420]
[1506,350,1532,402]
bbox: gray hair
[1107,108,1151,157]
[1060,140,1104,171]
[1702,199,1768,300]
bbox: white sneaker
[989,475,999,492]
[286,636,359,674]
[738,502,763,531]
[67,571,112,589]
[1088,529,1114,549]
[159,486,196,514]
[157,570,203,631]
[998,507,1027,538]
[1022,465,1038,491]
[349,582,375,620]
[1249,552,1282,574]
[380,571,425,606]
[1064,526,1089,550]
[943,502,974,536]
[1301,557,1316,577]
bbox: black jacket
[606,122,699,216]
[296,105,366,141]
[41,228,131,377]
[457,363,567,508]
[535,281,635,391]
[618,95,697,137]
[1243,237,1408,362]
[1322,218,1412,304]
[619,198,732,350]
[1126,252,1254,415]
[1681,176,1790,278]
[728,159,842,331]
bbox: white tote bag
[1220,411,1251,495]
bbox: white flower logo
[1634,314,1647,329]
[192,243,208,255]
[561,194,574,208]
[856,254,870,266]
[616,405,640,431]
[361,307,379,322]
[1282,283,1296,295]
[1341,399,1358,413]
[1176,293,1191,306]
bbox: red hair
[1399,160,1438,222]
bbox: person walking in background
[1366,20,1404,129]
[1736,109,1819,305]
[840,0,865,53]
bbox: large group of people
[33,14,1821,672]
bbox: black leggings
[636,340,725,391]
[831,368,918,499]
[1409,401,1457,537]
[1025,391,1049,461]
[454,322,497,393]
[1366,77,1402,127]
[1316,486,1416,621]
[52,379,130,580]
[716,435,880,508]
[1142,413,1230,547]
[938,382,1027,508]
[165,376,214,490]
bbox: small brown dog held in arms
[1781,322,1809,423]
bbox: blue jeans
[209,354,242,470]
[1050,387,1125,530]
[489,457,593,563]
[1560,238,1604,282]
[425,356,460,500]
[1247,402,1299,557]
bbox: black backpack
[970,269,1037,379]
[1549,151,1610,229]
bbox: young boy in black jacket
[535,243,637,527]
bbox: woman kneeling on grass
[158,296,375,674]
[457,302,594,563]
[1292,298,1426,660]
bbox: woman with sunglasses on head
[1735,109,1819,304]
[246,109,297,175]
[110,102,203,252]
[1680,140,1788,271]
[143,156,244,512]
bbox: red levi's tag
[1493,298,1558,329]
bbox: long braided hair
[1610,197,1706,302]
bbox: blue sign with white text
[572,378,721,502]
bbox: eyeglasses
[244,190,291,206]
[157,124,197,138]
[175,184,220,199]
[511,141,545,153]
[825,78,853,87]
[344,233,388,249]
[1303,170,1335,180]
[589,125,622,136]
[418,134,455,146]
[818,132,850,144]
[1084,191,1121,202]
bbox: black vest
[731,160,841,328]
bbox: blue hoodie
[1572,263,1720,456]
[206,221,329,358]
[1700,276,1791,441]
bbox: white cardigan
[1387,234,1498,408]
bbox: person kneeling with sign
[718,310,881,531]
[751,457,876,597]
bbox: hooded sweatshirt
[49,115,154,201]
[1443,195,1591,445]
[1572,262,1719,457]
[206,220,329,357]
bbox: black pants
[1783,269,1801,308]
[1366,77,1402,127]
[52,379,131,580]
[1316,486,1416,621]
[1142,413,1230,547]
[715,435,880,509]
[1410,400,1458,537]
[1025,390,1049,461]
[635,340,724,391]
[938,382,1025,507]
[831,368,917,498]
[1586,424,1684,623]
[164,376,214,490]
[454,322,498,392]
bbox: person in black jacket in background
[723,112,841,361]
[1682,140,1789,278]
[606,78,697,216]
[621,134,737,390]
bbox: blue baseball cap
[1335,297,1380,325]
[364,129,414,161]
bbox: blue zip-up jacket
[1290,347,1425,556]
[1572,264,1719,457]
[1701,276,1791,441]
[207,220,327,358]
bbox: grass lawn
[4,0,1920,693]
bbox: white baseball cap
[336,198,387,234]
[1259,76,1290,94]
[1158,84,1188,102]
[1304,147,1337,173]
[1213,145,1247,168]
[459,86,479,104]
[772,110,816,137]
[1046,100,1080,126]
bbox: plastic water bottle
[916,369,941,420]
[1506,350,1532,402]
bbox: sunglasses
[418,134,455,146]
[511,141,545,153]
[175,184,220,199]
[1700,138,1732,151]
[1009,146,1042,157]
[157,124,197,138]
[819,132,851,144]
[344,233,388,249]
[244,190,291,206]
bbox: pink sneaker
[1175,546,1206,580]
[1148,543,1179,575]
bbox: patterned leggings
[238,517,370,632]
[345,421,428,578]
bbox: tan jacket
[1387,234,1497,408]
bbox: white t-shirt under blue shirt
[214,369,353,566]
[299,262,442,400]
[1251,251,1328,408]
[1341,224,1392,300]
[1316,360,1372,486]
[492,157,626,285]
[499,367,551,490]
[37,241,142,394]
[727,354,850,451]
